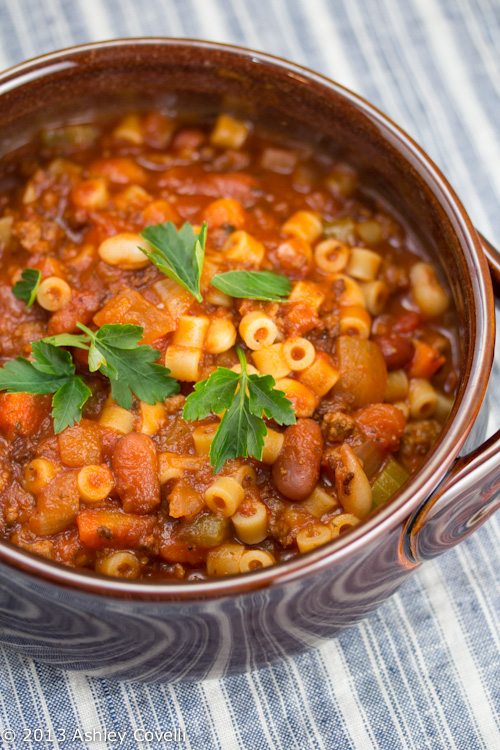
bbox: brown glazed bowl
[0,39,499,683]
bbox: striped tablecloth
[1,1,500,748]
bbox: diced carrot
[93,288,174,344]
[167,479,205,519]
[406,341,445,379]
[354,403,407,451]
[71,178,109,211]
[90,157,147,185]
[77,509,155,549]
[58,420,102,467]
[0,393,51,439]
[202,198,247,229]
[142,199,180,227]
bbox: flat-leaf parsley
[183,346,296,473]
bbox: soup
[0,111,458,580]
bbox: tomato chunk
[0,393,50,439]
[93,288,174,344]
[112,433,160,514]
[168,478,205,519]
[354,403,407,451]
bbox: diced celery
[371,456,409,508]
[41,124,100,150]
[182,513,231,548]
[322,217,357,245]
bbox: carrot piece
[93,288,174,344]
[202,198,247,228]
[58,420,102,467]
[90,157,146,185]
[406,341,445,379]
[354,403,407,451]
[0,393,50,439]
[77,509,155,549]
[142,199,180,226]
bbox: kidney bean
[272,419,324,502]
[112,432,160,514]
[392,310,421,333]
[373,335,415,370]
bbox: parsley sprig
[12,269,42,308]
[0,324,179,432]
[45,323,179,410]
[138,222,291,303]
[139,221,207,302]
[183,346,296,473]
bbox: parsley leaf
[76,323,179,410]
[12,269,42,308]
[183,347,296,473]
[30,340,75,377]
[139,221,207,302]
[0,352,72,395]
[210,384,266,474]
[211,270,291,301]
[0,323,180,433]
[182,368,240,422]
[0,340,92,432]
[52,377,92,433]
[247,371,297,424]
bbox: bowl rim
[0,37,494,599]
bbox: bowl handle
[405,233,500,562]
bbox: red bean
[272,419,324,501]
[393,311,421,333]
[112,432,160,514]
[373,335,415,370]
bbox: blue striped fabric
[0,0,499,748]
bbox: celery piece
[371,456,409,508]
[41,124,100,150]
[323,217,357,245]
[182,513,231,548]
